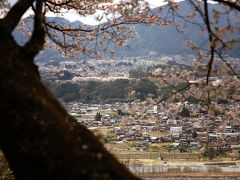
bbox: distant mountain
[12,17,84,45]
[12,1,240,62]
[114,1,240,57]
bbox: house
[208,126,214,133]
[226,126,233,133]
[231,145,240,152]
[225,133,239,144]
[190,142,199,148]
[170,127,182,134]
[209,134,220,140]
[150,137,159,143]
[135,141,149,150]
[168,120,177,126]
[172,133,180,139]
[172,143,180,148]
[193,126,203,132]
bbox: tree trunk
[0,34,138,179]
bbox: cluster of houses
[63,101,240,153]
[38,59,135,82]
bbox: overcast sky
[7,0,166,25]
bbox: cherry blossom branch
[213,0,240,11]
[45,0,73,7]
[2,0,34,33]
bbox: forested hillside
[44,78,159,103]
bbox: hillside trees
[48,78,159,103]
[129,68,149,78]
[55,82,80,102]
[178,106,190,117]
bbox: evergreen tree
[95,112,102,121]
[178,106,190,117]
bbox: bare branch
[155,83,191,104]
[43,21,92,32]
[203,0,215,84]
[215,50,240,79]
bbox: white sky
[8,0,166,25]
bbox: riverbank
[138,171,240,180]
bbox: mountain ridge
[12,1,240,62]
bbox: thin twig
[215,50,240,79]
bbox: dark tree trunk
[0,38,139,180]
[0,4,138,179]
